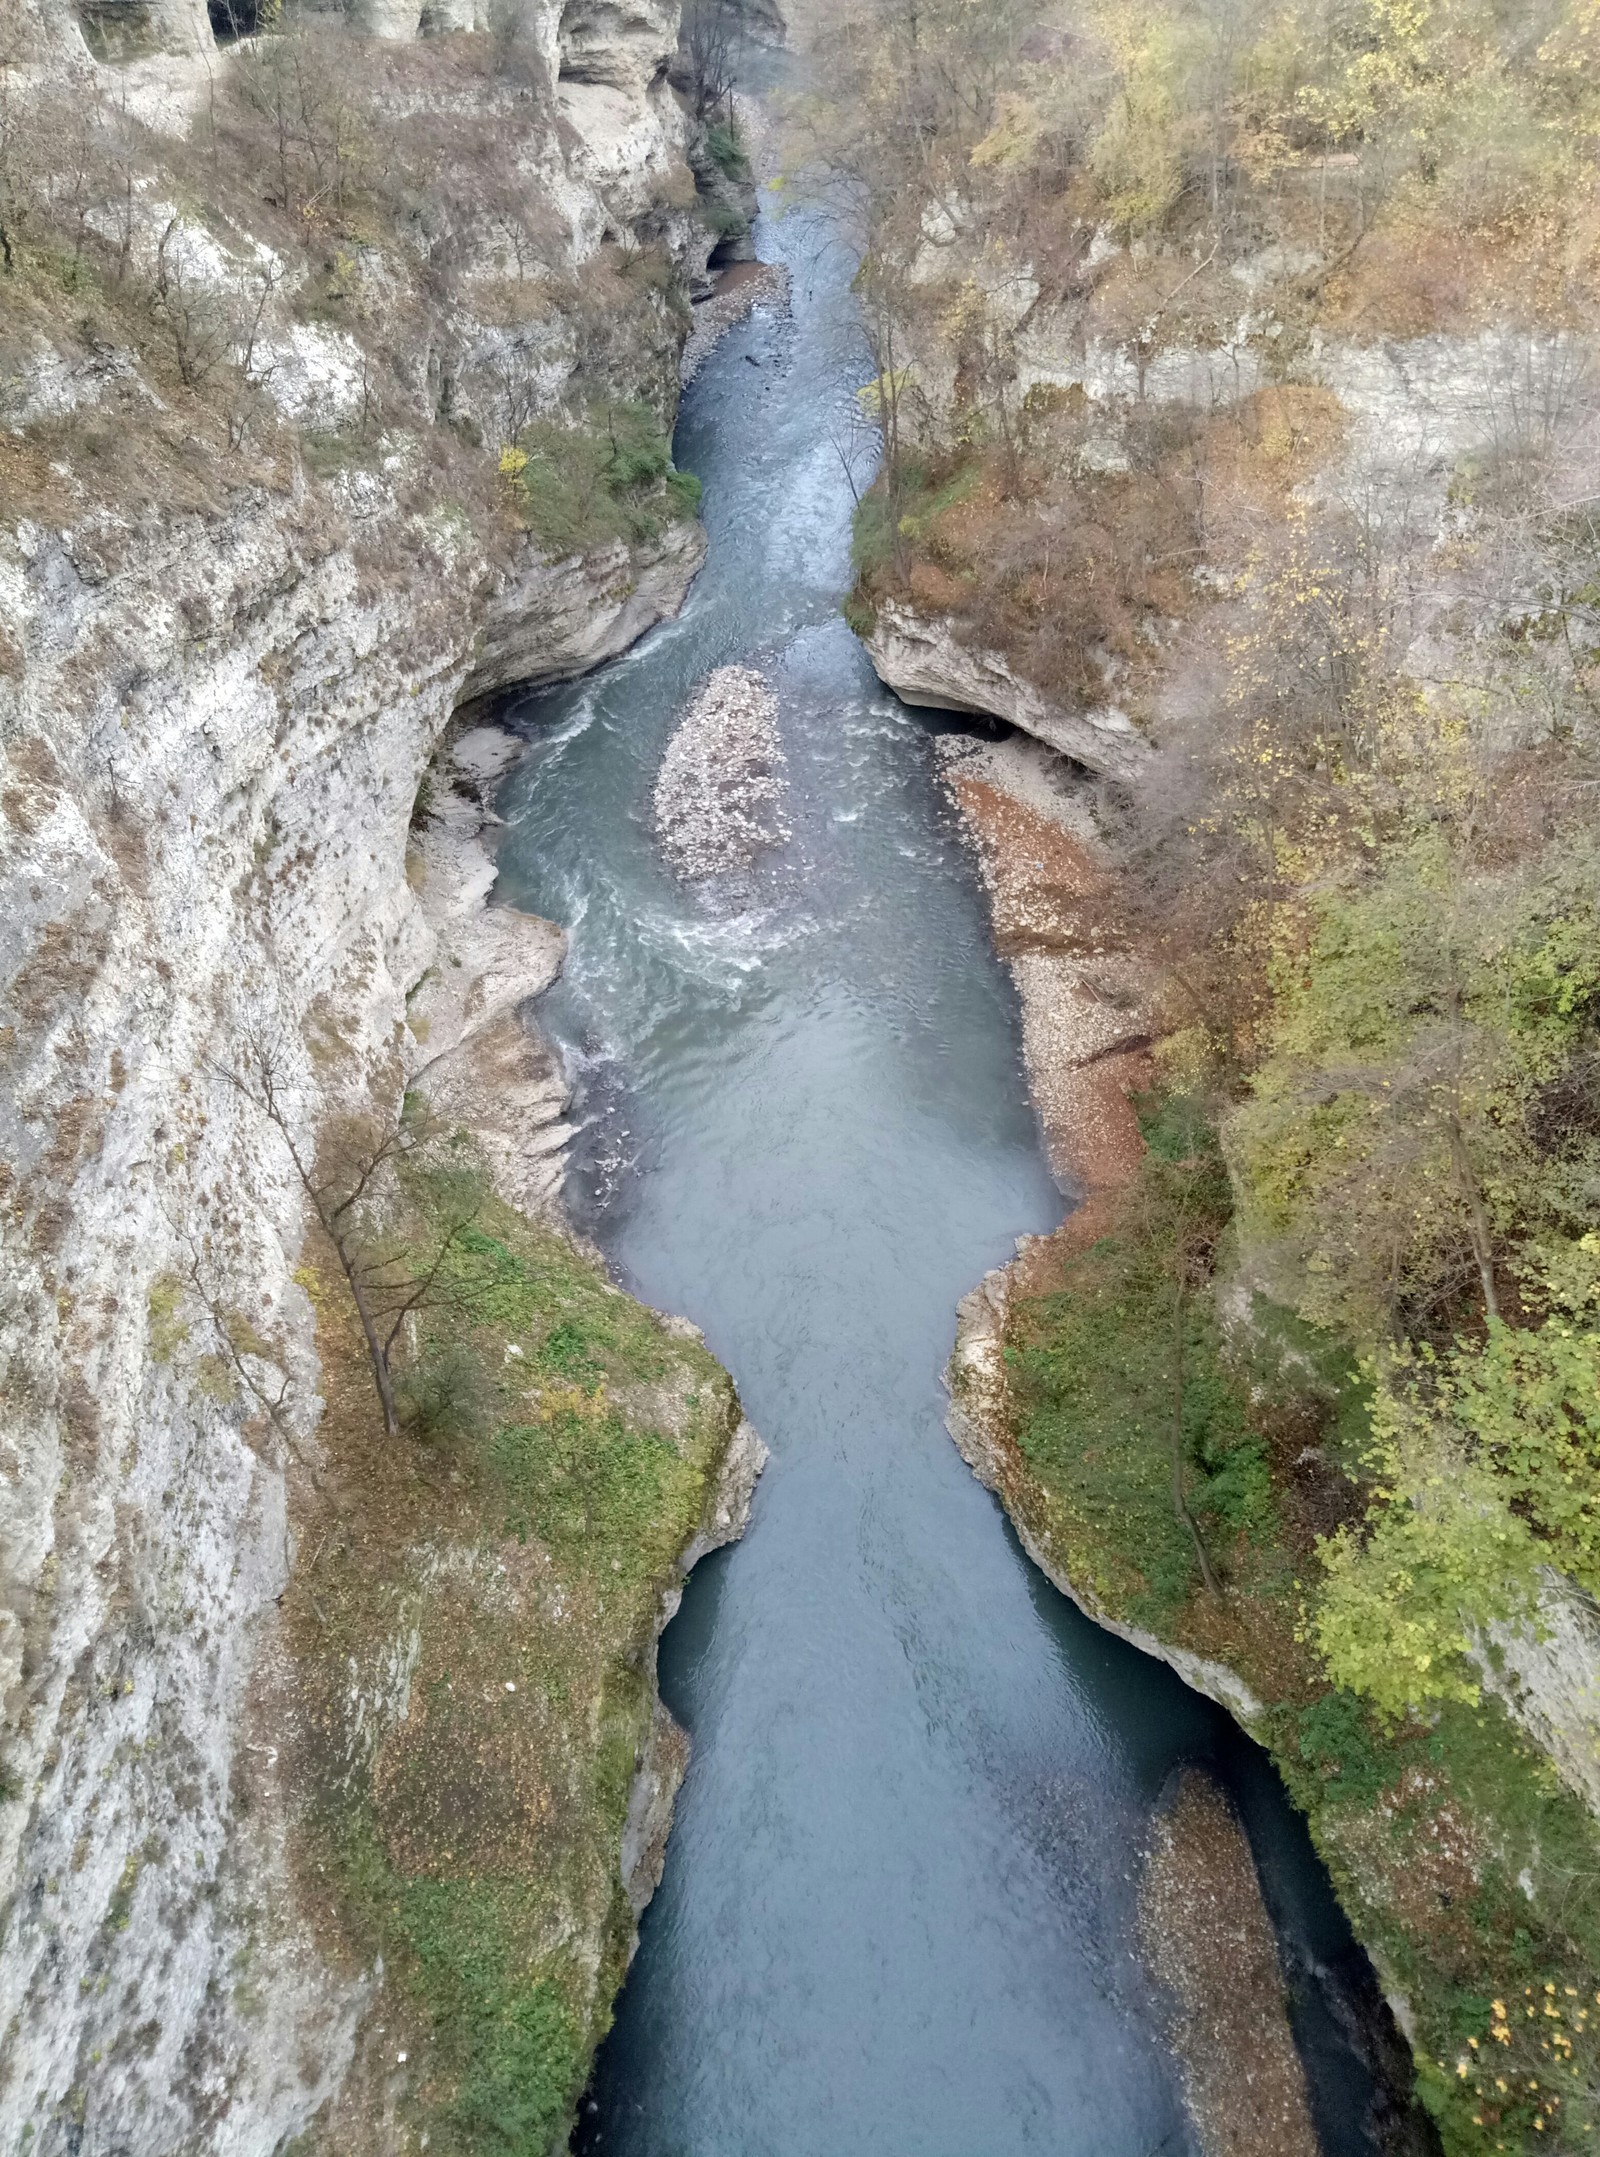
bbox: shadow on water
[486,89,1408,2157]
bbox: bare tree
[219,1042,485,1437]
[225,255,283,449]
[489,349,541,450]
[150,216,229,389]
[857,266,916,566]
[681,0,738,121]
[0,72,23,273]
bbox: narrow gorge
[3,2,1599,2156]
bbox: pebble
[680,264,792,385]
[655,664,790,881]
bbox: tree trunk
[1449,1121,1500,1323]
[334,1229,401,1437]
[1170,1269,1222,1597]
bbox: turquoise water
[491,182,1397,2157]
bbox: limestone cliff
[0,2,760,2148]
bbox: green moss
[146,1274,189,1363]
[105,1859,137,1932]
[292,1165,743,2156]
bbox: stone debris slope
[935,732,1151,1197]
[654,664,790,880]
[1139,1771,1322,2157]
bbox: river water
[491,175,1388,2157]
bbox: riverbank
[932,734,1150,1201]
[937,729,1599,2156]
[269,716,770,2154]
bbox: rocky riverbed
[682,261,793,385]
[934,732,1151,1200]
[654,663,790,879]
[1139,1771,1321,2157]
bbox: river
[489,154,1388,2157]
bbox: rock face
[467,522,708,705]
[0,4,748,2148]
[407,726,577,1219]
[619,1410,767,1919]
[0,506,705,2157]
[865,601,1151,782]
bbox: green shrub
[666,467,703,518]
[505,402,701,556]
[396,1342,492,1446]
[301,430,371,478]
[697,201,748,241]
[703,121,748,178]
[1288,1690,1392,1808]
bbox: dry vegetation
[0,1,706,549]
[812,4,1600,2152]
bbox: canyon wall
[809,4,1600,2150]
[0,2,762,2147]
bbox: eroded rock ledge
[867,600,1152,782]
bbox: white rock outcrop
[468,520,708,703]
[0,2,721,2145]
[866,601,1151,782]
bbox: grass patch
[336,1812,588,2157]
[1007,1259,1263,1630]
[283,1165,743,2153]
[1003,1099,1277,1634]
[850,455,984,584]
[300,429,377,479]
